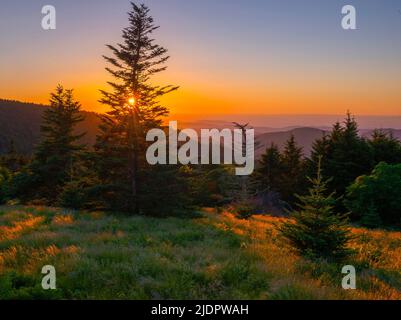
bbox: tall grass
[0,206,400,299]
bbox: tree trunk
[130,108,140,214]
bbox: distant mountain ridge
[255,127,327,157]
[1,99,401,157]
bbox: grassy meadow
[0,205,400,300]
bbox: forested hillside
[4,99,400,158]
[0,99,100,154]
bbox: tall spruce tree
[278,158,353,261]
[280,135,306,204]
[254,143,283,194]
[94,2,178,213]
[309,112,373,198]
[369,129,401,165]
[28,85,85,201]
[253,137,306,207]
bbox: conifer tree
[93,2,179,213]
[309,112,373,197]
[253,137,306,207]
[27,85,85,201]
[280,135,306,204]
[278,158,353,261]
[251,143,286,213]
[254,143,283,193]
[369,129,401,165]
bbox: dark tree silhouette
[309,112,373,198]
[280,135,306,204]
[369,129,401,165]
[93,2,178,213]
[27,85,85,201]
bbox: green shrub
[346,162,401,227]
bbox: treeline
[1,2,401,234]
[251,112,401,229]
[0,3,187,216]
[251,114,401,261]
[0,3,245,217]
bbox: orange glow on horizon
[1,69,401,116]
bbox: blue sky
[1,0,401,115]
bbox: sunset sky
[1,0,401,116]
